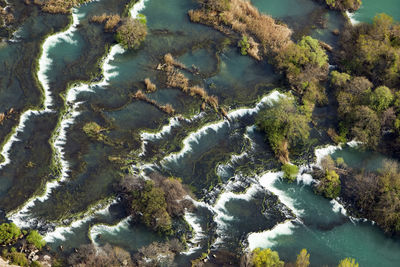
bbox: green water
[0,0,400,266]
[351,0,400,22]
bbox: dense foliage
[251,248,284,267]
[256,97,311,163]
[338,14,400,88]
[275,36,329,105]
[26,230,46,250]
[115,17,147,49]
[0,223,20,245]
[118,174,192,234]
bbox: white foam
[227,91,285,120]
[346,11,359,25]
[182,212,205,254]
[161,90,284,166]
[141,117,181,141]
[44,200,115,243]
[330,199,347,216]
[130,0,149,18]
[161,120,229,165]
[89,217,131,245]
[259,172,302,216]
[247,220,295,250]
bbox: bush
[31,261,43,267]
[131,180,172,234]
[282,163,299,182]
[238,35,250,55]
[296,248,310,267]
[369,86,393,112]
[317,170,341,199]
[251,248,284,267]
[0,223,20,245]
[115,17,147,50]
[338,257,359,267]
[26,230,46,250]
[256,97,311,163]
[10,251,28,266]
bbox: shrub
[131,180,172,234]
[251,248,284,267]
[282,163,299,182]
[31,261,43,267]
[369,86,393,112]
[256,97,310,163]
[338,257,359,267]
[26,230,46,250]
[144,78,156,92]
[296,249,310,267]
[317,170,341,199]
[10,251,28,266]
[115,18,147,49]
[238,35,250,55]
[0,223,20,245]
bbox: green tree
[251,248,284,267]
[282,163,299,182]
[317,170,341,199]
[26,230,46,250]
[115,17,147,49]
[338,257,359,267]
[296,248,310,267]
[369,86,393,112]
[0,223,20,245]
[238,35,250,55]
[256,97,310,163]
[131,180,172,234]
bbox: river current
[0,0,400,266]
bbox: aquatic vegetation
[115,17,147,49]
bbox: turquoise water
[0,0,400,266]
[351,0,400,22]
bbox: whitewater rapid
[8,0,145,230]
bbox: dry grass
[144,78,157,92]
[132,90,175,115]
[104,15,121,32]
[90,14,121,32]
[188,86,208,100]
[90,13,108,23]
[160,104,175,115]
[166,71,189,92]
[35,0,90,14]
[188,0,293,57]
[164,53,186,69]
